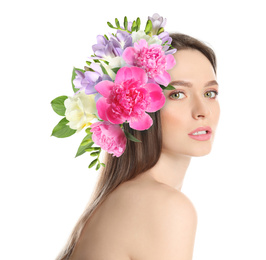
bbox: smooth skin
[70,49,220,260]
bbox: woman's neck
[143,152,191,191]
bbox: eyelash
[169,90,219,100]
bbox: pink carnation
[122,39,176,86]
[90,121,126,157]
[94,66,165,131]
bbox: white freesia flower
[131,30,162,45]
[109,56,126,69]
[64,91,97,132]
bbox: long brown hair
[55,32,217,260]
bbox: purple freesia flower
[158,32,177,54]
[148,13,167,35]
[147,13,176,54]
[109,30,133,54]
[92,35,121,59]
[73,63,111,102]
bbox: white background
[1,0,265,259]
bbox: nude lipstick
[188,126,212,141]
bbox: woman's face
[161,49,220,157]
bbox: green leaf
[111,67,120,74]
[85,127,91,134]
[100,64,108,75]
[157,27,164,35]
[81,139,92,146]
[90,151,100,157]
[100,163,106,167]
[51,117,76,138]
[136,17,141,31]
[75,134,93,158]
[85,148,94,152]
[162,84,175,90]
[84,66,92,72]
[85,147,100,152]
[131,20,137,32]
[86,61,91,66]
[71,67,84,93]
[51,95,68,116]
[115,18,120,28]
[144,20,153,34]
[102,60,109,65]
[162,40,169,46]
[107,21,116,29]
[123,16,128,30]
[124,131,142,143]
[96,163,101,170]
[89,159,98,168]
[92,58,100,63]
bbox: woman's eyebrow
[170,80,219,88]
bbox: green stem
[117,27,132,34]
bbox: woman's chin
[190,146,212,157]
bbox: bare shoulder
[146,186,198,260]
[164,187,198,222]
[122,175,197,218]
[145,183,198,234]
[118,175,198,221]
[150,187,198,260]
[119,177,198,260]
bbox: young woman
[56,32,220,260]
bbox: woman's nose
[191,96,210,120]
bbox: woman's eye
[170,92,185,100]
[169,90,218,100]
[204,90,218,99]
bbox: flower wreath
[51,13,177,170]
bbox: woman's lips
[188,132,212,141]
[188,126,212,141]
[188,126,212,135]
